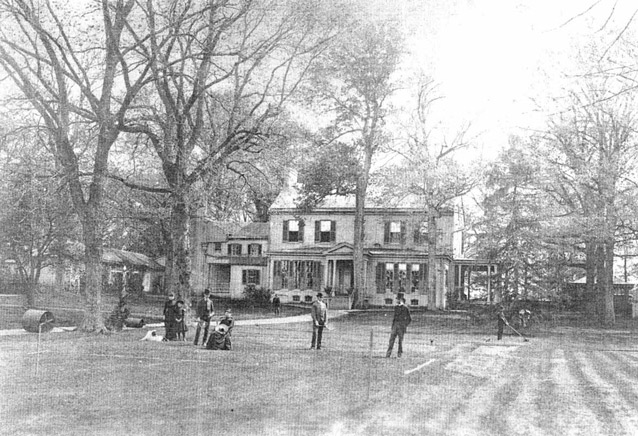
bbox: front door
[336,260,353,294]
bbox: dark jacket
[196,297,214,321]
[392,304,412,330]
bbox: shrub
[243,284,273,307]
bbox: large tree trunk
[585,240,597,316]
[352,180,366,309]
[427,206,437,309]
[601,237,616,326]
[80,216,106,332]
[167,195,192,303]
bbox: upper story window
[414,221,428,244]
[283,219,304,243]
[228,243,242,256]
[248,243,262,256]
[384,221,406,244]
[315,220,336,243]
[213,242,222,253]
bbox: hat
[204,289,210,295]
[215,324,228,334]
[317,293,323,298]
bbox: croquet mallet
[507,323,529,342]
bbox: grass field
[0,289,307,330]
[2,309,638,435]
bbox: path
[0,310,350,336]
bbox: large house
[192,176,499,309]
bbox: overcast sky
[352,0,638,160]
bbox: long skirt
[205,331,231,350]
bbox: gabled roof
[230,222,269,240]
[324,242,354,254]
[270,183,453,213]
[62,242,164,270]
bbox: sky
[352,0,638,161]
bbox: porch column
[487,263,492,304]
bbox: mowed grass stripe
[503,347,547,436]
[590,351,638,406]
[551,349,605,435]
[573,351,638,434]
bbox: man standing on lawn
[386,293,412,358]
[194,289,214,346]
[310,293,327,350]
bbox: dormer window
[315,220,336,243]
[283,219,304,242]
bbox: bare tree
[306,20,402,308]
[380,78,479,309]
[538,82,638,325]
[0,0,151,331]
[119,0,337,301]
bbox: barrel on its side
[22,309,55,333]
[124,318,145,328]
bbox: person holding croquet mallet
[310,292,327,350]
[386,293,412,358]
[497,305,508,340]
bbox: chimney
[286,168,298,187]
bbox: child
[175,300,188,341]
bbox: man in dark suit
[310,293,327,350]
[194,289,214,346]
[386,293,412,358]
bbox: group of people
[162,293,187,341]
[308,291,412,357]
[163,289,524,356]
[163,289,234,350]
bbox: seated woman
[205,309,234,350]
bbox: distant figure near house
[386,293,412,358]
[272,294,281,316]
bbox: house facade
[194,221,269,300]
[267,185,457,309]
[191,178,494,309]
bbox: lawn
[2,309,638,435]
[0,289,307,330]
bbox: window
[228,243,242,256]
[272,260,323,291]
[414,221,428,244]
[411,264,420,293]
[398,263,407,292]
[283,219,304,242]
[384,221,406,244]
[242,269,261,285]
[248,244,262,256]
[213,242,222,253]
[315,220,336,243]
[376,262,427,294]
